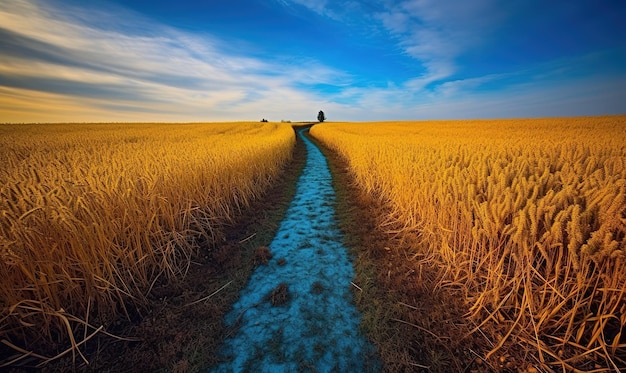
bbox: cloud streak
[278,0,507,91]
[1,0,624,123]
[278,0,625,119]
[0,0,341,122]
[375,0,506,88]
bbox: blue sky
[1,0,625,122]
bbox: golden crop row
[0,122,295,356]
[310,116,626,370]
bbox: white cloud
[376,10,410,34]
[0,0,344,122]
[274,0,337,19]
[433,73,505,97]
[374,0,506,88]
[1,0,622,123]
[281,0,507,92]
[290,0,329,15]
[326,73,626,121]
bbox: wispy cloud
[0,0,342,122]
[375,0,506,88]
[274,0,336,19]
[282,0,328,15]
[1,0,623,123]
[325,73,626,121]
[280,0,506,90]
[313,45,626,120]
[276,0,625,119]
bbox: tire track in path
[212,128,378,372]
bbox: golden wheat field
[311,116,626,371]
[0,122,295,365]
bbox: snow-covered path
[212,128,378,372]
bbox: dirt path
[212,128,379,372]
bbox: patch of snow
[211,129,379,372]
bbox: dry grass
[311,116,626,371]
[0,122,295,367]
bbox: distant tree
[260,118,268,122]
[317,110,326,123]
